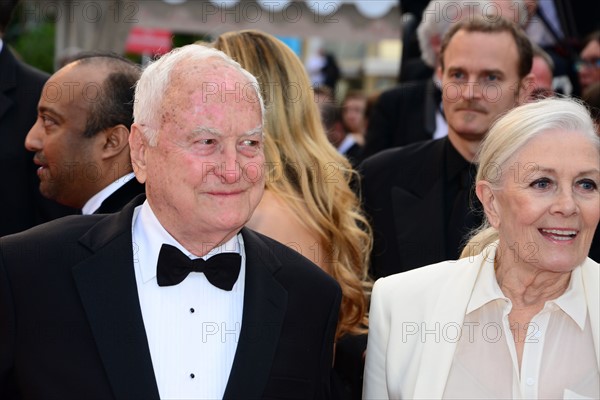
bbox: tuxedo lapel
[71,195,160,400]
[413,252,488,398]
[94,178,145,214]
[391,140,447,268]
[391,181,446,268]
[223,228,288,400]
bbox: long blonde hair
[211,30,372,338]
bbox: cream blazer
[363,245,600,400]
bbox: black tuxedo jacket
[362,78,439,159]
[93,178,145,214]
[0,46,76,236]
[342,142,363,169]
[0,196,341,399]
[359,138,451,278]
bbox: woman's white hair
[477,97,599,187]
[133,44,265,146]
[461,97,599,258]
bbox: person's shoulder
[360,138,443,173]
[1,47,50,86]
[581,257,600,281]
[378,79,429,102]
[17,59,49,83]
[1,214,103,246]
[242,228,340,294]
[0,215,107,274]
[373,256,475,299]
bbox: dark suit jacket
[362,78,440,159]
[359,138,451,278]
[0,46,76,236]
[342,142,363,169]
[0,195,341,399]
[93,178,145,214]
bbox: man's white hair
[133,44,265,146]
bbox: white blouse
[443,262,599,399]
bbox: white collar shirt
[81,172,136,215]
[337,134,357,155]
[131,200,245,399]
[444,258,599,399]
[432,75,447,140]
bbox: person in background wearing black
[0,0,75,236]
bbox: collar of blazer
[388,139,449,267]
[410,247,600,398]
[73,194,289,399]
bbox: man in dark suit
[319,101,363,169]
[360,17,535,278]
[364,0,530,160]
[362,0,462,159]
[0,0,75,236]
[0,44,340,399]
[24,52,144,214]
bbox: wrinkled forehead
[163,59,259,109]
[158,59,262,130]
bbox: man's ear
[101,124,130,160]
[129,123,148,184]
[476,181,501,228]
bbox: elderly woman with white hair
[364,97,600,399]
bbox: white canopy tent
[34,0,400,63]
[137,0,401,42]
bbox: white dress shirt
[131,201,245,400]
[81,172,136,215]
[432,76,448,140]
[444,261,599,399]
[337,134,358,155]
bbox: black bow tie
[156,244,241,291]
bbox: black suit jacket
[93,178,145,214]
[0,46,76,236]
[342,142,363,169]
[359,138,451,278]
[0,195,341,399]
[362,78,439,159]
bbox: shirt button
[190,373,195,379]
[526,377,535,386]
[190,308,195,313]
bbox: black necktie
[156,244,241,291]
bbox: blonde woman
[210,30,372,398]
